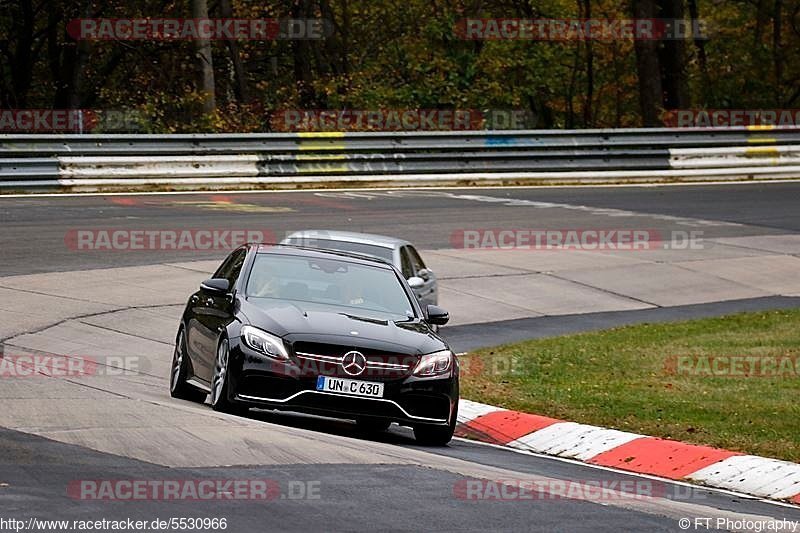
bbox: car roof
[281,230,410,249]
[254,243,395,268]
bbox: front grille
[292,342,417,380]
[293,342,414,361]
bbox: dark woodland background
[1,0,797,131]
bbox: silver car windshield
[247,254,415,319]
[284,237,394,262]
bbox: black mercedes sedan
[170,244,458,445]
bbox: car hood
[240,297,446,355]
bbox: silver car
[280,230,438,308]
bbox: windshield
[283,237,394,263]
[246,254,414,319]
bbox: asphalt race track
[1,183,800,532]
[3,182,800,275]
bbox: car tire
[210,336,248,416]
[170,329,207,403]
[356,416,392,433]
[413,403,458,446]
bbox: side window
[213,253,236,279]
[400,247,414,279]
[215,249,247,285]
[407,246,427,273]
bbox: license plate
[316,376,384,398]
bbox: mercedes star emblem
[341,350,367,376]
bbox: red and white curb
[456,399,800,505]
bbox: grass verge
[460,309,800,462]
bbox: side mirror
[200,278,230,295]
[407,276,425,289]
[426,304,449,326]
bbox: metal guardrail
[1,127,799,190]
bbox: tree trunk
[631,0,663,126]
[657,0,689,110]
[192,0,216,115]
[50,1,91,110]
[10,0,35,107]
[773,0,783,105]
[754,0,768,45]
[687,0,709,104]
[340,0,350,84]
[292,0,318,108]
[612,42,623,127]
[219,0,248,103]
[582,0,594,127]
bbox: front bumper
[229,340,458,426]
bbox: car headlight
[413,350,453,377]
[241,325,288,360]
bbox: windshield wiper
[338,313,389,325]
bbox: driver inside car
[248,264,279,298]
